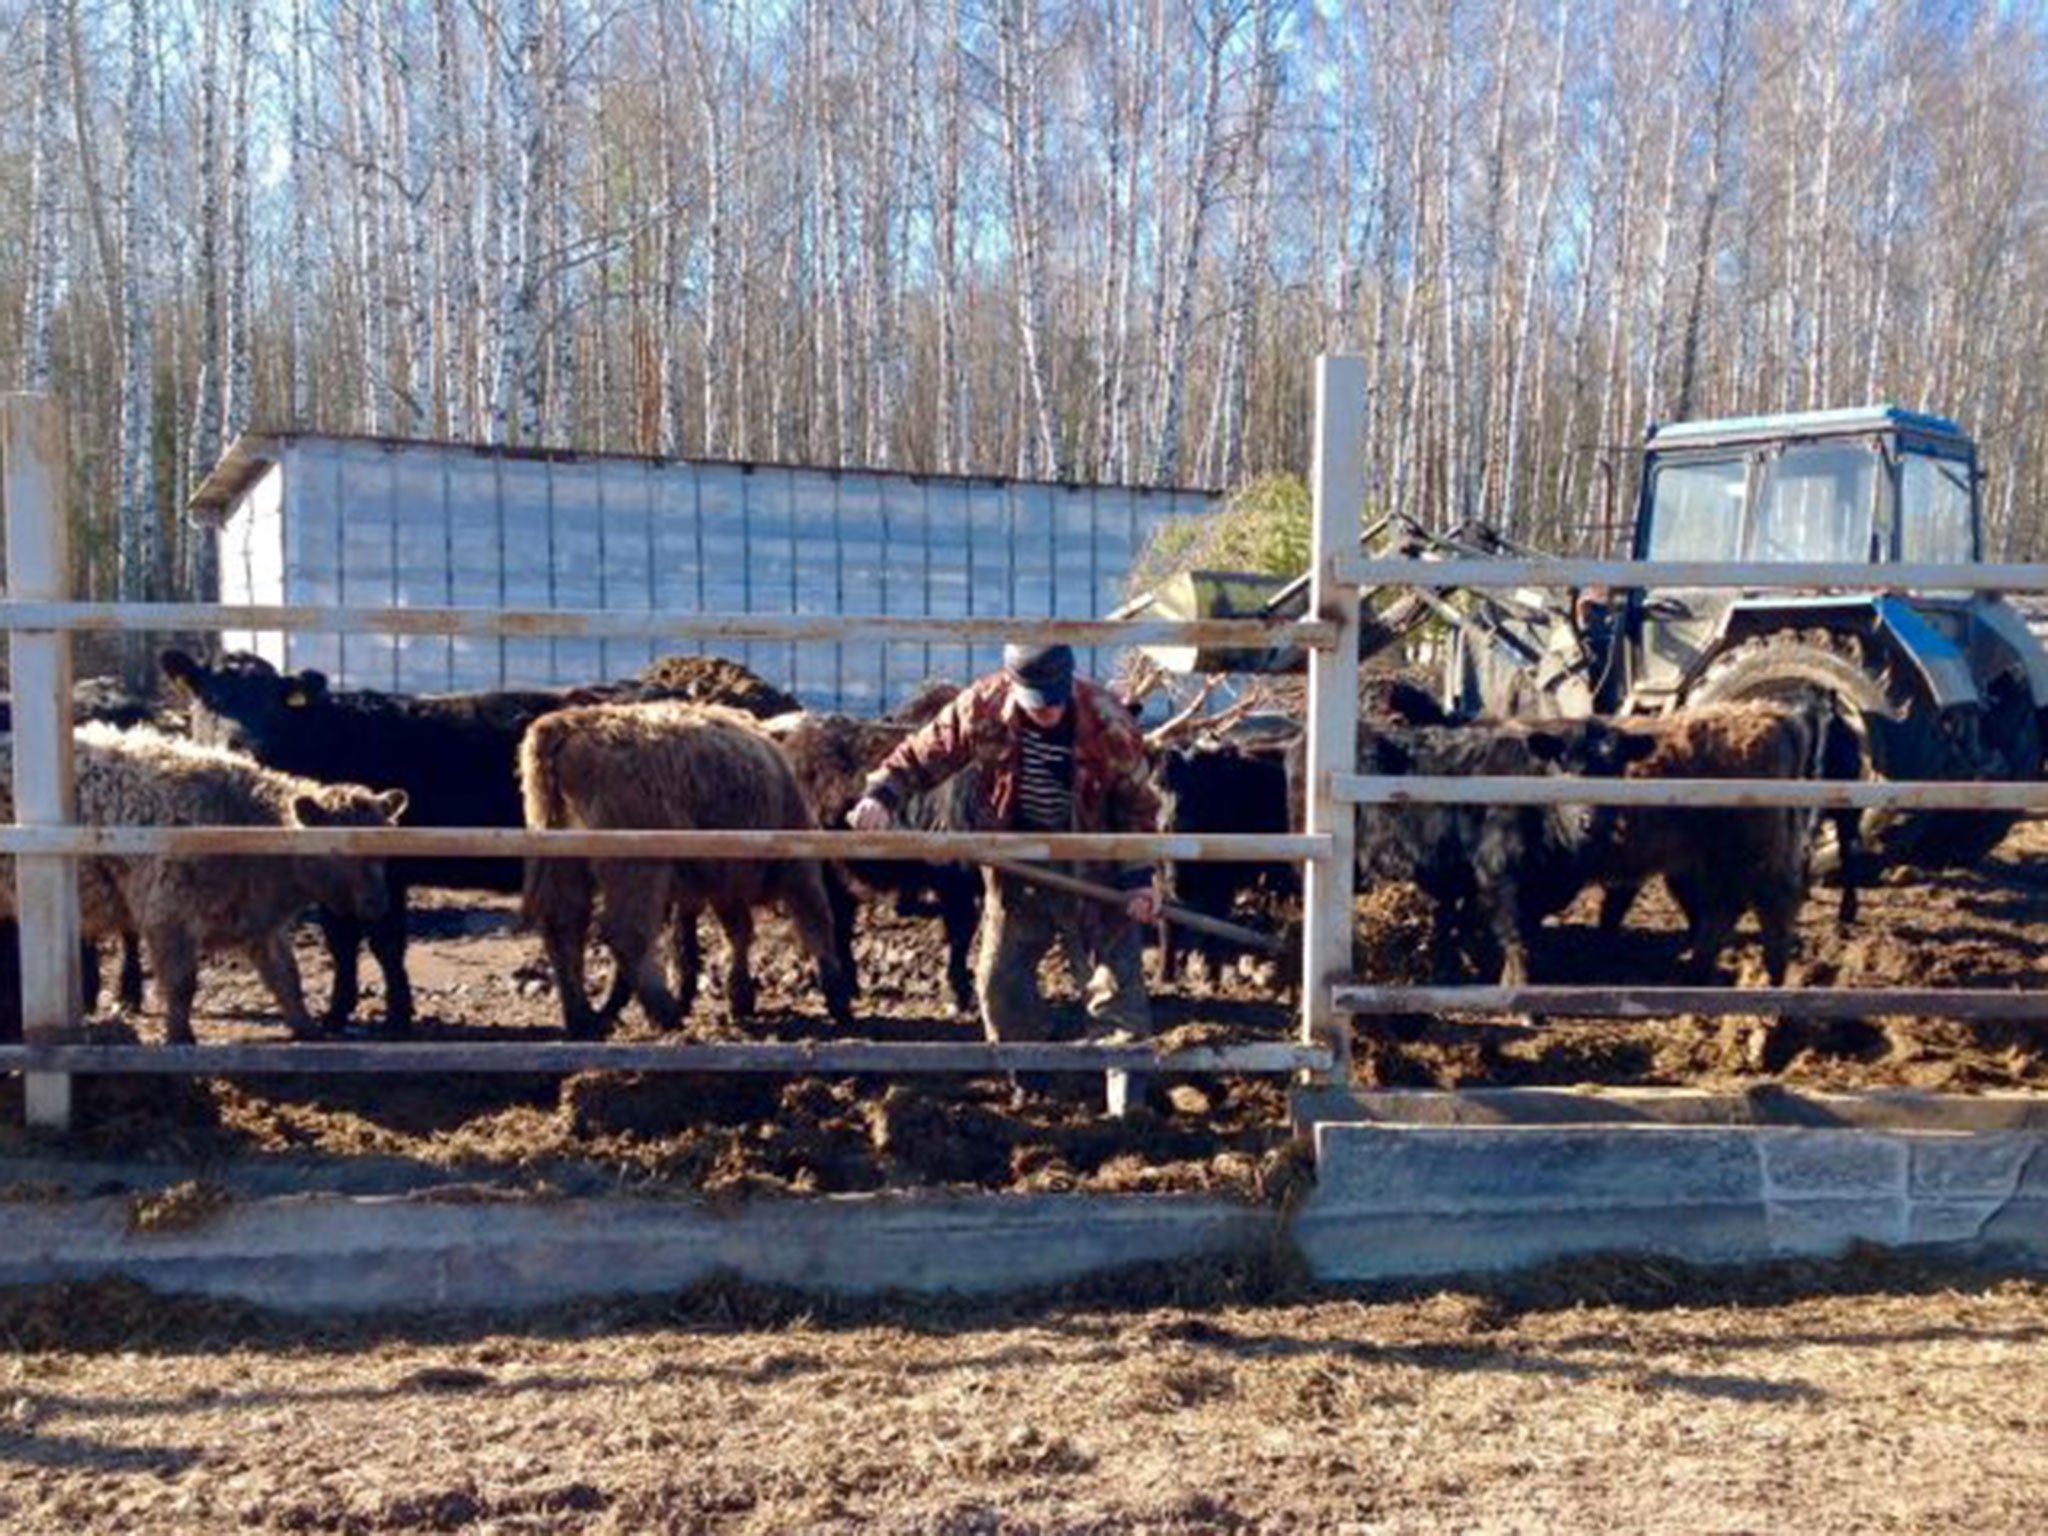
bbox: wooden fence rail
[1336,555,2048,592]
[1334,985,2048,1021]
[0,1041,1332,1076]
[1334,774,2048,813]
[0,600,1334,650]
[0,827,1325,861]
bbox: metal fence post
[3,395,81,1130]
[1301,357,1365,1085]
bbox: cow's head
[289,785,409,921]
[1546,720,1657,777]
[160,649,331,757]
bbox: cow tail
[518,717,576,927]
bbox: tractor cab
[1618,408,1982,707]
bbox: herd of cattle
[0,647,1870,1045]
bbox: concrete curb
[1290,1085,2048,1131]
[0,1190,1279,1312]
[1294,1122,2048,1281]
[6,1090,2046,1309]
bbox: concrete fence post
[3,394,81,1130]
[1301,357,1366,1085]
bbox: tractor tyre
[1684,627,2025,870]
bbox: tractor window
[1645,458,1746,560]
[1898,452,1977,564]
[1750,443,1876,561]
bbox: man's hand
[847,795,894,832]
[1125,878,1162,926]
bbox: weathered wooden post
[1300,356,1366,1086]
[3,395,81,1130]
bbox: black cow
[1153,741,1293,979]
[159,649,577,1032]
[1291,716,1650,985]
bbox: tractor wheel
[1684,627,2026,870]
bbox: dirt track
[0,1257,2042,1534]
[2,820,2046,1194]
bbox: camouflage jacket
[864,672,1160,855]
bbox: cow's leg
[250,930,318,1039]
[317,909,364,1030]
[822,865,861,1001]
[79,940,104,1015]
[939,877,981,1018]
[713,900,758,1024]
[1757,900,1799,987]
[147,925,201,1046]
[1672,878,1739,981]
[783,864,855,1028]
[597,863,678,1031]
[595,960,635,1022]
[117,930,145,1012]
[533,860,603,1039]
[1756,870,1807,987]
[364,878,414,1035]
[1598,882,1642,936]
[1485,878,1533,987]
[672,909,703,1020]
[1832,810,1863,926]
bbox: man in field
[847,644,1161,1045]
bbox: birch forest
[8,0,2048,608]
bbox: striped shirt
[1015,715,1076,832]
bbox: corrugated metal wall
[216,437,1219,712]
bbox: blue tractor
[1447,405,2048,865]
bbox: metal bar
[1334,555,2048,592]
[0,826,1332,860]
[3,393,79,1130]
[1331,984,2048,1021]
[0,1041,1333,1075]
[1302,356,1367,1085]
[987,858,1287,956]
[1333,772,2048,812]
[0,600,1337,649]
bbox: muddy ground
[0,1254,2042,1533]
[3,819,2046,1195]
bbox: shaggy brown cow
[1590,701,1848,984]
[519,702,852,1037]
[764,711,983,1015]
[0,724,406,1043]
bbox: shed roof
[185,430,1219,526]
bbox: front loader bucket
[1133,570,1306,674]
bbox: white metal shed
[188,433,1220,712]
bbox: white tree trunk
[1150,0,1235,485]
[690,0,732,457]
[435,0,474,440]
[491,0,546,444]
[1501,0,1573,534]
[189,0,225,482]
[393,0,435,434]
[996,0,1063,479]
[223,0,254,442]
[20,0,66,392]
[118,0,157,610]
[288,0,312,423]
